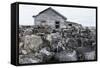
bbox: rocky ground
[19,25,96,64]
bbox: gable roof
[33,7,67,20]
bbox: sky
[19,4,96,27]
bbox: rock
[46,33,61,42]
[19,54,42,64]
[19,42,24,55]
[51,41,65,52]
[23,35,43,53]
[67,38,78,49]
[54,50,77,61]
[29,58,41,63]
[38,47,54,62]
[84,51,95,60]
[76,47,96,60]
[19,42,24,47]
[46,34,52,42]
[23,28,33,35]
[21,50,27,55]
[19,57,41,64]
[40,48,51,56]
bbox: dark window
[55,21,59,24]
[68,24,72,26]
[55,21,60,29]
[56,25,60,29]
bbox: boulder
[23,35,43,53]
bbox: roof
[65,21,81,25]
[33,7,67,20]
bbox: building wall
[34,9,66,29]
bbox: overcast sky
[19,4,96,27]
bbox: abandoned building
[33,7,82,29]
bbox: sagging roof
[33,7,67,20]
